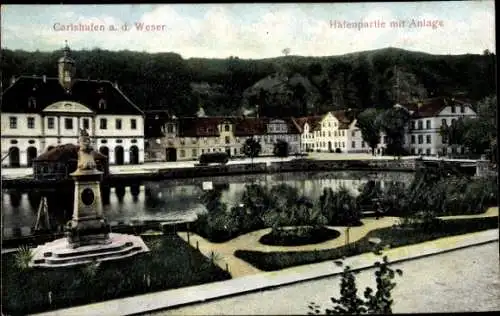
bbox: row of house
[146,97,477,161]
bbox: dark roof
[401,97,474,118]
[234,117,268,136]
[34,144,108,162]
[177,117,226,137]
[292,115,323,133]
[174,116,300,137]
[1,76,143,115]
[331,110,355,129]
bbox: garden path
[177,207,498,278]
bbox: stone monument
[30,129,149,268]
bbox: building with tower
[1,42,145,167]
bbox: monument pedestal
[29,129,150,268]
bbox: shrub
[14,245,34,271]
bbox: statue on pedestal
[66,128,110,248]
[77,129,96,171]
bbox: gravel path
[177,207,498,277]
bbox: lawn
[235,216,499,271]
[2,235,231,315]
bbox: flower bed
[259,226,341,246]
[235,216,498,271]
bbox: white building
[1,43,145,167]
[295,110,363,153]
[396,97,477,155]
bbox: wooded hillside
[1,47,496,117]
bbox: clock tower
[58,40,76,92]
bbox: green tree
[356,108,382,155]
[462,118,491,155]
[273,139,290,158]
[378,107,410,157]
[243,137,262,164]
[440,117,468,156]
[475,95,497,160]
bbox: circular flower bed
[259,226,341,246]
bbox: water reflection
[2,171,413,238]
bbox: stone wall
[268,159,417,173]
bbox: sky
[0,1,496,59]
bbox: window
[100,118,107,129]
[27,117,35,129]
[191,138,197,144]
[426,148,431,155]
[418,121,423,129]
[116,139,123,144]
[451,106,456,113]
[328,131,331,137]
[225,136,230,144]
[28,140,35,144]
[224,124,230,132]
[10,140,18,144]
[180,149,185,158]
[342,142,345,148]
[361,142,365,148]
[451,119,456,125]
[460,105,465,113]
[201,149,205,154]
[167,125,173,133]
[192,149,197,157]
[83,118,90,130]
[65,118,73,130]
[352,141,356,148]
[98,98,106,109]
[131,119,137,130]
[411,135,416,144]
[411,148,415,154]
[352,131,356,137]
[28,97,36,108]
[426,135,431,144]
[115,119,122,130]
[101,140,107,144]
[426,120,431,129]
[9,117,17,129]
[411,121,416,129]
[47,117,55,129]
[418,148,423,154]
[418,135,423,144]
[131,139,137,143]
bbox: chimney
[43,75,46,83]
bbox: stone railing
[268,159,417,173]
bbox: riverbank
[1,156,420,190]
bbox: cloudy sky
[1,1,495,59]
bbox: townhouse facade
[145,116,301,161]
[1,43,145,168]
[397,97,477,156]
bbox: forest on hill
[1,47,496,117]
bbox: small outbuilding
[33,144,109,180]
